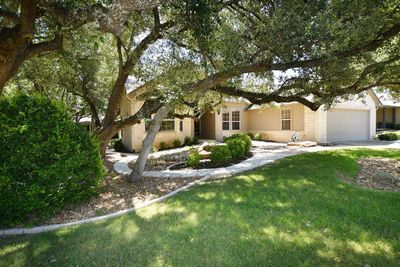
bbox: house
[121,90,378,152]
[120,96,194,152]
[200,90,377,143]
[375,90,400,130]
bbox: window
[161,119,175,131]
[281,109,291,130]
[145,117,175,131]
[222,112,230,130]
[231,111,240,130]
[179,120,183,132]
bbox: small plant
[151,146,159,153]
[184,136,192,146]
[173,139,182,148]
[192,135,200,145]
[210,145,232,164]
[377,133,398,141]
[159,141,168,150]
[247,132,255,139]
[226,138,246,159]
[254,132,262,140]
[186,148,200,167]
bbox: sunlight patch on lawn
[347,240,394,256]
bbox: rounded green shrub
[377,133,398,141]
[0,94,105,227]
[210,145,232,164]
[224,134,251,154]
[173,139,182,148]
[184,136,192,146]
[159,141,168,150]
[226,138,246,159]
[187,149,200,167]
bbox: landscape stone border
[2,140,398,236]
[1,144,300,237]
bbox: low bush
[184,136,192,146]
[246,132,254,139]
[254,132,262,140]
[226,138,246,159]
[210,145,232,164]
[377,133,398,141]
[0,94,105,227]
[173,139,182,148]
[159,141,168,150]
[192,135,200,145]
[224,134,251,154]
[186,149,200,167]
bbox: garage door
[327,109,370,142]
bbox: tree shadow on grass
[1,150,400,266]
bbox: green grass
[1,149,400,266]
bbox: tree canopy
[2,0,400,160]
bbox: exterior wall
[246,103,305,142]
[304,107,317,141]
[121,99,194,152]
[121,97,135,151]
[215,102,249,141]
[200,111,216,139]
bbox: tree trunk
[96,124,118,158]
[129,104,171,182]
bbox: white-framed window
[145,117,175,132]
[281,109,291,130]
[161,119,175,131]
[222,112,230,130]
[231,111,240,130]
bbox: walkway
[112,140,399,179]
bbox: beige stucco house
[200,90,378,144]
[121,90,378,152]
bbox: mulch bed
[353,158,400,192]
[46,159,199,225]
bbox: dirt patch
[353,158,400,192]
[46,159,199,225]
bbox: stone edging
[1,147,299,236]
[0,175,212,237]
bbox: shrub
[0,94,105,227]
[192,135,200,145]
[226,138,246,159]
[254,132,262,140]
[112,139,126,152]
[173,139,182,148]
[186,149,200,167]
[224,134,251,154]
[210,145,232,164]
[159,141,168,150]
[394,124,400,130]
[377,133,398,141]
[184,136,192,146]
[247,132,254,139]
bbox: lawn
[1,149,400,266]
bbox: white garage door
[327,109,370,142]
